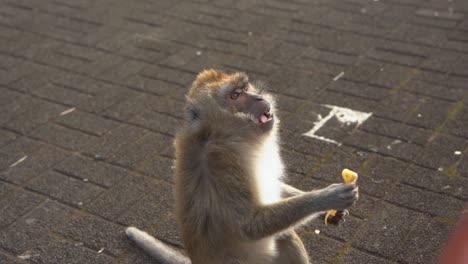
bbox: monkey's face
[187,70,277,135]
[221,81,275,133]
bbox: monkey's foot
[324,210,349,226]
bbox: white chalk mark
[98,248,105,253]
[60,107,76,116]
[10,156,27,167]
[333,71,345,81]
[303,105,372,145]
[454,151,462,155]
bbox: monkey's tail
[126,226,191,264]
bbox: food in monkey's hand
[325,169,358,225]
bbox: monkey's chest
[254,150,284,205]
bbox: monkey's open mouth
[259,109,273,124]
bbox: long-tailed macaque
[126,70,358,264]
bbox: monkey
[126,70,358,264]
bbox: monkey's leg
[274,231,309,264]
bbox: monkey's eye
[230,89,242,100]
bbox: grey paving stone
[135,154,174,182]
[337,248,397,264]
[1,145,70,184]
[352,202,423,260]
[0,128,17,148]
[58,214,128,256]
[30,123,97,152]
[82,124,148,160]
[385,183,465,219]
[300,232,344,264]
[54,155,127,188]
[0,200,73,254]
[129,110,184,136]
[0,189,45,228]
[85,175,157,219]
[5,101,68,134]
[55,110,119,136]
[402,165,467,200]
[0,137,43,171]
[117,182,175,228]
[415,133,467,171]
[107,132,173,169]
[26,170,105,206]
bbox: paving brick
[405,97,454,130]
[0,128,17,148]
[282,149,319,175]
[103,92,158,121]
[30,123,97,151]
[5,100,67,134]
[352,202,423,260]
[358,154,409,198]
[147,97,185,119]
[124,74,185,97]
[444,105,468,139]
[0,189,44,228]
[26,170,105,206]
[0,137,43,171]
[300,232,344,264]
[100,60,149,83]
[107,132,173,169]
[325,80,390,101]
[395,215,454,264]
[0,200,73,254]
[402,165,467,200]
[385,184,464,218]
[54,155,127,188]
[404,80,465,102]
[280,128,337,159]
[82,124,148,160]
[55,110,119,136]
[344,130,426,164]
[85,175,156,219]
[135,154,174,182]
[359,116,431,145]
[129,110,184,136]
[373,91,421,122]
[141,65,195,87]
[337,248,397,264]
[30,82,94,107]
[415,133,467,171]
[117,182,175,228]
[1,145,70,184]
[58,214,128,256]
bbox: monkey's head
[186,69,276,135]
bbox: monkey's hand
[320,183,358,211]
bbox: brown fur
[126,70,358,264]
[172,70,358,264]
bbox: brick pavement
[0,0,467,263]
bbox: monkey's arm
[280,182,304,198]
[243,183,357,240]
